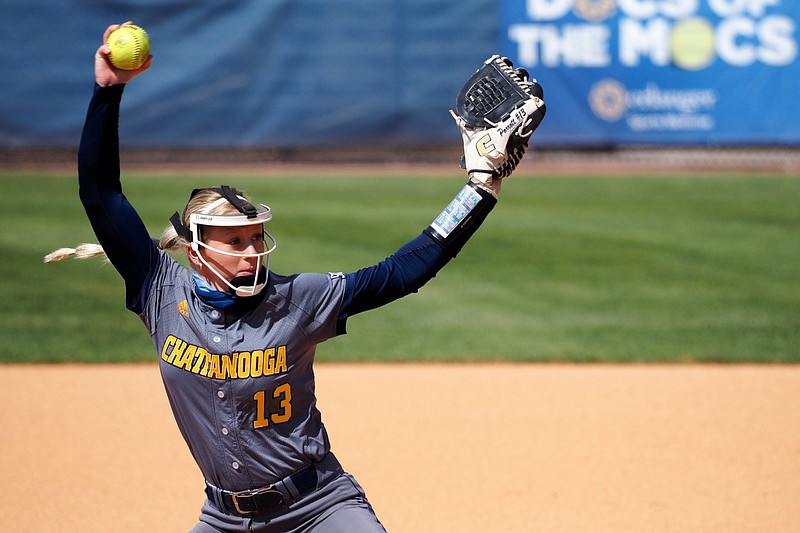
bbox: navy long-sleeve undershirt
[78,84,457,324]
[78,84,159,311]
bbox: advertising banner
[502,0,800,145]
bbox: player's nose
[241,241,262,254]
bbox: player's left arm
[338,173,515,325]
[337,55,546,330]
[336,179,501,332]
[338,231,449,326]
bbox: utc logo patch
[178,299,190,317]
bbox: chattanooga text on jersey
[161,334,288,380]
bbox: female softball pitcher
[47,22,543,533]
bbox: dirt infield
[1,363,798,533]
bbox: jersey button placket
[210,328,244,480]
[217,387,246,480]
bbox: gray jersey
[141,250,345,492]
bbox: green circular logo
[671,17,716,70]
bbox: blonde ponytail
[43,243,108,263]
[44,185,250,265]
[158,224,188,253]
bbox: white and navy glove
[451,55,546,196]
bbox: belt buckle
[231,486,285,516]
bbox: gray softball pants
[188,473,387,533]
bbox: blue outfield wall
[502,0,800,146]
[1,0,798,150]
[0,0,499,149]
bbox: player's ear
[186,245,202,269]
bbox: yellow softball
[107,25,150,70]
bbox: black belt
[205,453,342,517]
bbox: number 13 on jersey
[253,383,292,429]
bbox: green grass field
[1,171,798,363]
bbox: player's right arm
[78,24,156,312]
